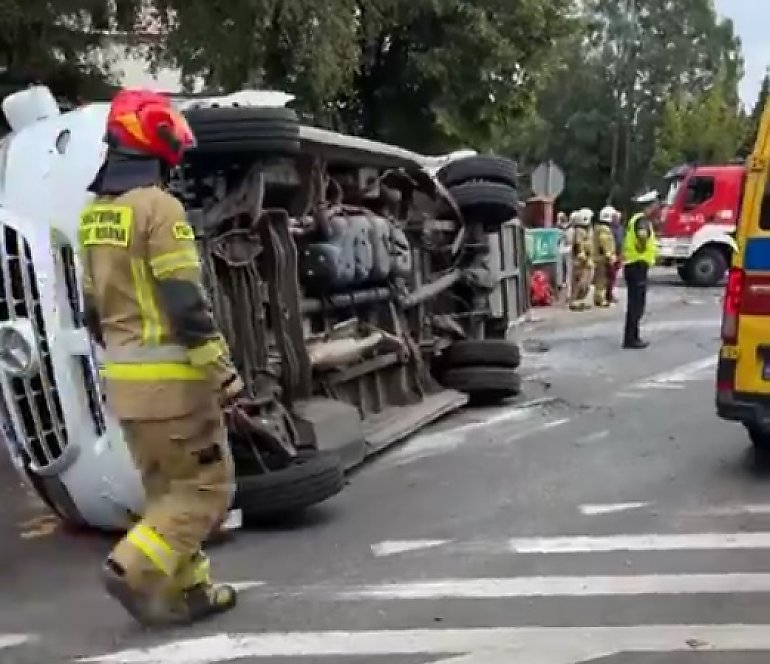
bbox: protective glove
[218,369,247,407]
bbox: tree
[651,66,746,173]
[0,0,142,101]
[740,70,770,157]
[146,0,578,152]
[148,0,361,121]
[508,0,744,211]
[338,0,578,152]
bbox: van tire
[234,451,344,523]
[684,247,727,287]
[437,156,518,189]
[440,366,522,405]
[444,340,521,370]
[184,107,301,155]
[439,182,520,227]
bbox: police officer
[592,206,618,308]
[622,191,660,349]
[79,89,245,626]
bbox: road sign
[525,229,561,265]
[531,160,565,199]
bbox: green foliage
[506,0,744,211]
[0,0,141,100]
[146,0,577,152]
[740,71,770,157]
[652,66,747,173]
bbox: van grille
[60,244,106,436]
[0,225,67,468]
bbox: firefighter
[79,89,245,626]
[592,206,618,307]
[568,208,594,311]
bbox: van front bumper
[717,391,770,428]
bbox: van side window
[759,184,770,230]
[683,176,715,209]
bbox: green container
[525,228,562,265]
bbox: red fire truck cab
[657,163,742,286]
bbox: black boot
[622,339,649,350]
[179,582,238,624]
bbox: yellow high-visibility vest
[623,213,657,266]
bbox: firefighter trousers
[109,411,234,602]
[593,260,611,307]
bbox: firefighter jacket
[572,226,594,267]
[79,185,241,420]
[592,224,616,264]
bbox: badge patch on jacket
[79,205,133,248]
[172,221,195,241]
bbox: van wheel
[183,107,300,156]
[234,451,344,524]
[684,247,727,287]
[747,424,770,462]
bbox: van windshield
[664,176,685,206]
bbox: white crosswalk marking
[79,523,770,663]
[370,531,770,557]
[333,573,770,599]
[0,634,33,650]
[78,625,770,663]
[636,356,717,389]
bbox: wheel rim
[695,258,716,282]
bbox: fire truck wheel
[234,451,345,524]
[443,340,522,370]
[437,155,519,189]
[440,366,522,406]
[184,106,301,156]
[685,247,727,287]
[439,182,520,228]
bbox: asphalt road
[6,272,770,663]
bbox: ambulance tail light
[720,267,744,344]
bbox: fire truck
[657,163,742,287]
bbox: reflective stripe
[188,338,226,367]
[150,249,201,279]
[105,344,189,364]
[101,362,206,381]
[130,258,163,345]
[126,524,179,576]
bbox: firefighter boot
[171,551,238,624]
[102,557,179,627]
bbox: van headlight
[0,320,38,378]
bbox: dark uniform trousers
[623,260,649,345]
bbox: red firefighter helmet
[106,89,196,166]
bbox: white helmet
[599,205,617,223]
[575,208,593,226]
[634,190,659,205]
[568,210,582,225]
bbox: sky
[714,0,769,107]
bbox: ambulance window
[683,176,715,209]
